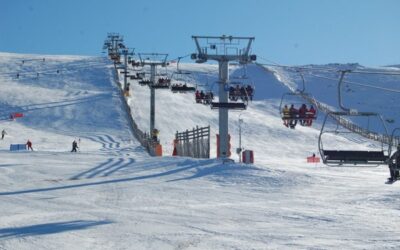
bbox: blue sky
[1,0,399,66]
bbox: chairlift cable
[306,72,400,94]
[258,56,400,76]
[168,54,191,63]
[257,56,341,73]
[349,70,400,76]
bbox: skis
[385,178,398,184]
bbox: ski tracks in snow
[70,158,136,180]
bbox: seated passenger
[200,91,205,103]
[298,104,307,126]
[195,90,201,103]
[282,105,290,127]
[306,105,316,126]
[289,104,298,129]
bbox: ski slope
[0,52,399,250]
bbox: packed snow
[0,52,399,250]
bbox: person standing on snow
[1,129,7,139]
[71,140,79,152]
[388,144,400,182]
[26,140,33,151]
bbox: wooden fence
[175,126,210,158]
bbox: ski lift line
[257,56,341,73]
[306,72,400,94]
[168,54,192,62]
[258,56,400,76]
[256,62,344,75]
[343,80,400,93]
[257,56,283,67]
[349,70,400,76]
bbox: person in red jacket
[298,104,307,126]
[195,90,201,103]
[306,105,316,126]
[26,139,33,151]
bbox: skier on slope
[1,129,7,139]
[26,139,33,151]
[388,144,400,182]
[71,140,79,152]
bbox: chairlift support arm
[338,70,351,112]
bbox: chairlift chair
[228,81,254,103]
[130,72,145,80]
[211,102,247,110]
[139,79,151,86]
[131,60,144,72]
[151,84,170,89]
[318,70,390,166]
[195,89,215,105]
[170,71,196,93]
[171,85,196,92]
[151,76,171,89]
[318,111,389,166]
[279,92,317,127]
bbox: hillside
[0,52,399,249]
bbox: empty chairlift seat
[171,85,196,92]
[321,150,388,165]
[211,102,247,110]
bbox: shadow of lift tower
[191,35,256,161]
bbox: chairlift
[150,76,171,89]
[170,71,196,93]
[130,60,145,72]
[195,89,214,105]
[318,111,389,166]
[171,84,196,92]
[279,93,317,127]
[139,79,151,86]
[228,81,254,104]
[212,82,248,111]
[130,72,145,80]
[318,70,390,166]
[211,102,247,110]
[174,56,191,75]
[279,70,317,127]
[231,63,249,80]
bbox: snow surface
[0,52,399,250]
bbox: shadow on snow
[0,220,112,239]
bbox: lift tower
[104,33,124,59]
[121,48,134,91]
[191,35,256,159]
[138,53,169,134]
